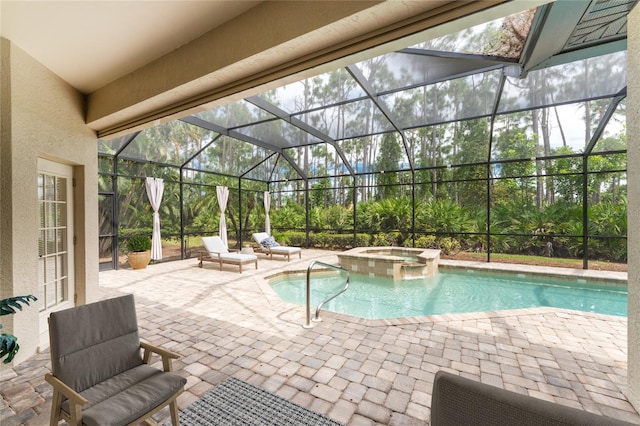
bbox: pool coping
[438,259,627,286]
[262,259,628,326]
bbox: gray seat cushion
[61,365,186,426]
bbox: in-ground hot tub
[337,247,440,281]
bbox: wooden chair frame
[46,342,183,426]
[198,249,258,273]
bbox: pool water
[269,270,627,319]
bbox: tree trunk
[541,107,554,204]
[553,106,567,147]
[584,100,592,146]
[532,110,544,209]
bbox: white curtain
[264,191,271,235]
[145,177,164,260]
[216,186,229,247]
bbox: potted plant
[1,295,37,364]
[127,234,152,269]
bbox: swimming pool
[269,270,627,319]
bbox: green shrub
[436,237,461,255]
[372,232,402,246]
[404,235,437,248]
[322,205,351,232]
[277,231,370,250]
[282,231,307,247]
[127,234,151,252]
[321,233,369,249]
[354,233,371,247]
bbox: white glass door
[38,159,74,347]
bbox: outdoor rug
[171,377,345,425]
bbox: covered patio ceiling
[99,0,636,183]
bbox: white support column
[627,4,640,412]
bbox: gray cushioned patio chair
[431,370,636,425]
[45,294,186,426]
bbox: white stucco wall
[627,5,640,412]
[0,38,99,366]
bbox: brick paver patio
[1,250,638,425]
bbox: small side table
[241,247,255,255]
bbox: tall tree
[376,133,403,200]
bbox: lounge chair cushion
[202,236,231,254]
[269,246,300,255]
[202,236,257,262]
[253,232,270,245]
[219,253,258,263]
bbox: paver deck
[1,250,638,425]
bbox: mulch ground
[446,252,627,272]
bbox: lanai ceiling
[98,0,635,183]
[1,1,261,93]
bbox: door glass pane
[46,257,56,283]
[46,203,54,228]
[46,230,55,254]
[56,177,66,200]
[59,202,67,226]
[39,230,45,257]
[45,175,55,201]
[57,229,66,252]
[39,202,45,228]
[57,254,67,278]
[57,278,66,304]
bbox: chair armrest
[141,341,181,372]
[199,250,222,259]
[45,373,89,406]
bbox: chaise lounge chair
[252,232,302,262]
[199,236,258,273]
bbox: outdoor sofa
[431,370,636,425]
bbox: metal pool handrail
[304,260,350,328]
